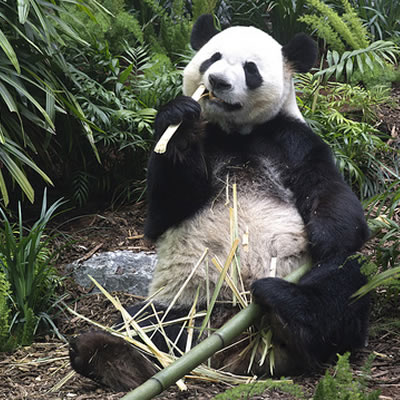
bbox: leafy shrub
[0,191,64,349]
[0,0,105,206]
[313,353,380,400]
[299,0,370,52]
[214,378,306,400]
[64,0,144,52]
[226,0,308,43]
[0,271,14,351]
[348,0,400,42]
[297,74,398,200]
[316,41,399,84]
[57,38,163,206]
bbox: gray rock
[68,251,157,296]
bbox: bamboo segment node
[153,84,206,154]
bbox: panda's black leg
[69,302,192,390]
[69,330,157,391]
[251,256,370,375]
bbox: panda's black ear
[282,33,318,73]
[191,14,219,51]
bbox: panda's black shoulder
[203,114,331,165]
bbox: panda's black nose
[209,74,232,91]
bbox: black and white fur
[70,14,370,391]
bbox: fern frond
[299,14,346,52]
[305,0,360,49]
[316,40,400,81]
[341,0,370,48]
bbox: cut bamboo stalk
[120,262,311,400]
[153,84,206,154]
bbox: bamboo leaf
[2,138,53,185]
[119,64,133,84]
[345,57,353,78]
[0,72,55,130]
[17,0,30,24]
[0,149,34,203]
[0,29,20,73]
[0,81,19,113]
[0,169,9,206]
[352,266,400,299]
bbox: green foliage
[0,190,64,349]
[0,0,111,206]
[0,271,15,351]
[133,0,192,59]
[300,14,347,52]
[350,61,400,89]
[316,41,399,83]
[297,74,398,200]
[313,353,380,400]
[214,378,306,400]
[59,39,160,206]
[192,0,219,21]
[228,0,308,43]
[347,0,400,42]
[299,0,369,52]
[354,183,400,299]
[64,0,144,52]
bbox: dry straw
[60,181,311,399]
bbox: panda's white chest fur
[149,156,310,307]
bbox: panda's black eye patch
[199,52,222,74]
[244,61,263,89]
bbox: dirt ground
[0,86,399,400]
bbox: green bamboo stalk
[121,262,311,400]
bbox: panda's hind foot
[69,331,157,391]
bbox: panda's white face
[183,26,303,134]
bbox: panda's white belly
[149,164,310,306]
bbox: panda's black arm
[144,97,212,241]
[252,119,370,367]
[279,121,369,264]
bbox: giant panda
[69,14,370,391]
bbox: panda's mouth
[204,90,242,111]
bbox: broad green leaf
[345,57,353,78]
[332,50,340,65]
[0,81,18,113]
[29,0,50,41]
[0,72,55,130]
[67,96,101,163]
[0,29,20,74]
[326,50,333,66]
[45,87,55,123]
[364,53,374,71]
[353,266,400,299]
[0,123,5,144]
[336,61,345,80]
[2,139,53,185]
[0,169,9,206]
[0,149,34,203]
[0,11,42,53]
[356,54,364,74]
[17,0,30,24]
[119,64,133,84]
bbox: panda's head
[183,15,317,134]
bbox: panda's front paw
[155,95,202,139]
[251,278,312,327]
[251,278,322,372]
[154,96,203,158]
